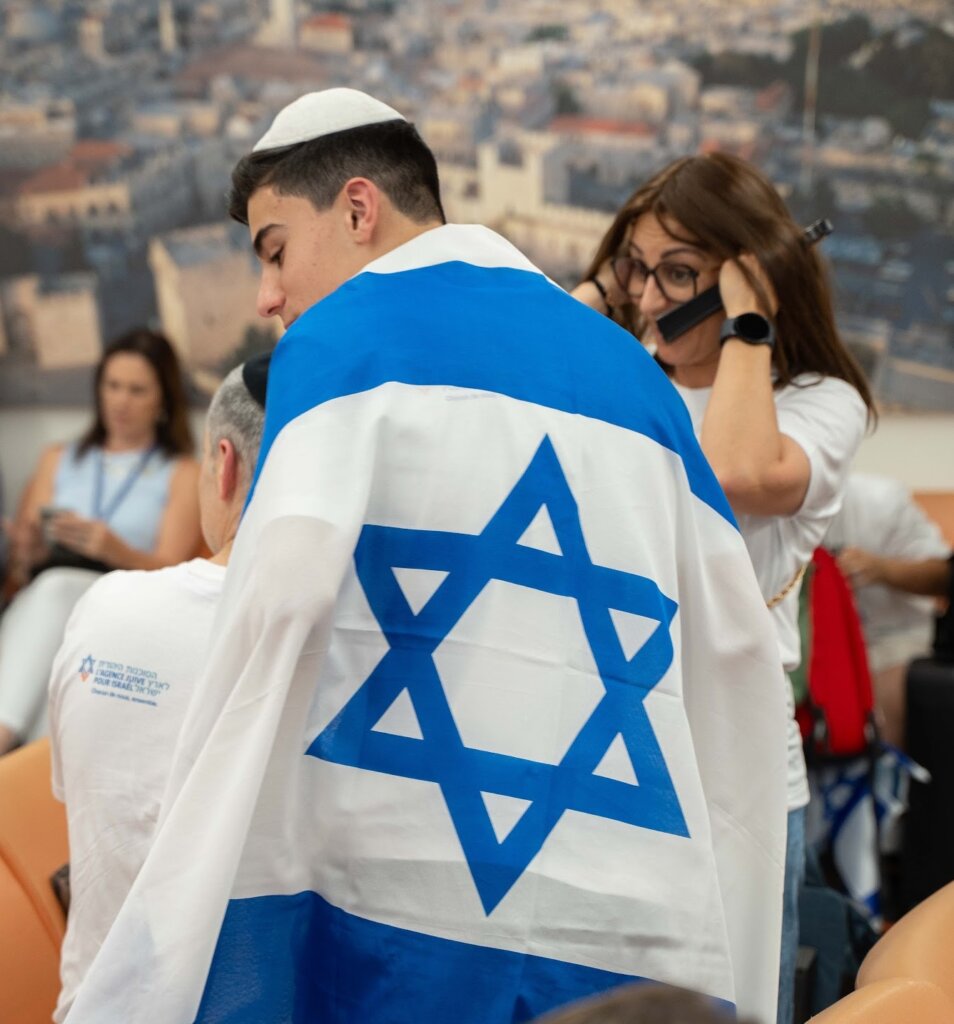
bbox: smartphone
[655,219,834,344]
[39,506,71,544]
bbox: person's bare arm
[5,444,63,584]
[698,256,813,518]
[132,457,201,567]
[49,457,201,571]
[838,547,952,598]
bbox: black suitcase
[899,656,954,913]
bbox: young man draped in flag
[67,89,787,1024]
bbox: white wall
[1,406,951,515]
[851,414,954,490]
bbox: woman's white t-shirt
[675,374,868,810]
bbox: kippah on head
[241,352,272,409]
[253,88,407,153]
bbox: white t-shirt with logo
[48,558,225,1023]
[825,473,950,671]
[675,374,867,810]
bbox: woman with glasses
[573,152,876,1024]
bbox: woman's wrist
[99,527,126,568]
[723,295,766,320]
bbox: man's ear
[217,438,239,502]
[341,178,380,242]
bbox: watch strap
[719,313,775,348]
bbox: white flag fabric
[807,747,930,929]
[67,225,787,1024]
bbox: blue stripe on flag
[252,261,735,527]
[194,891,735,1023]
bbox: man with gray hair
[46,356,269,1024]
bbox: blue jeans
[778,806,807,1024]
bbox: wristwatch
[719,312,775,348]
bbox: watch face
[735,313,771,342]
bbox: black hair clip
[803,218,833,245]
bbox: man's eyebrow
[253,223,283,258]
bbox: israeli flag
[67,225,786,1024]
[807,747,930,927]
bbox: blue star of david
[307,435,687,914]
[79,654,95,678]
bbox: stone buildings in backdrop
[0,0,952,408]
[148,221,281,376]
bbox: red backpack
[794,547,879,760]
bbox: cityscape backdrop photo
[1,0,952,410]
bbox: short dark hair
[228,119,445,226]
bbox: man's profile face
[248,186,350,329]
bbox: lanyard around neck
[92,446,157,524]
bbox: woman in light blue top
[0,329,201,754]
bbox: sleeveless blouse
[53,444,177,554]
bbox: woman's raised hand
[574,259,629,316]
[719,253,778,320]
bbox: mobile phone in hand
[39,506,71,544]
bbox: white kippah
[252,88,407,153]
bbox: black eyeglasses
[611,256,702,303]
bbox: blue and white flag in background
[807,746,930,927]
[67,225,787,1024]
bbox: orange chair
[0,854,62,1024]
[809,978,954,1023]
[913,491,954,549]
[0,738,69,1023]
[0,738,69,946]
[856,880,954,1001]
